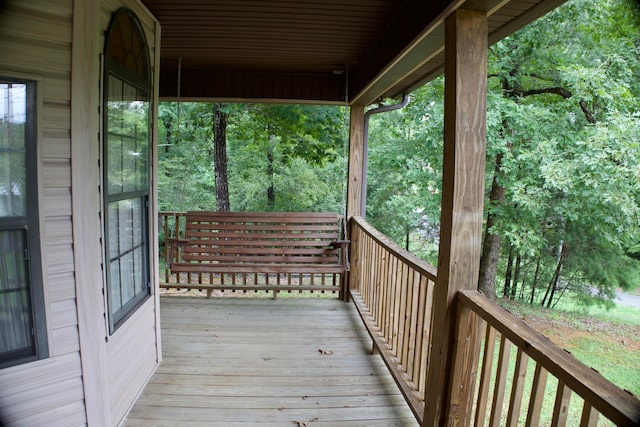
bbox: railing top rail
[160,211,344,219]
[159,211,187,216]
[351,216,437,281]
[458,290,640,426]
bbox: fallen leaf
[293,417,318,426]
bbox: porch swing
[160,60,351,299]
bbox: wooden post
[346,105,365,220]
[344,105,365,301]
[423,9,488,426]
[447,304,482,426]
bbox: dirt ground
[514,310,640,353]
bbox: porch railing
[348,216,437,422]
[449,290,640,426]
[348,216,639,426]
[159,211,187,283]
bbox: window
[0,79,48,368]
[103,9,151,333]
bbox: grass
[498,294,640,421]
[551,296,640,326]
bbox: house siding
[0,0,161,425]
[0,0,86,425]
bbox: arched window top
[105,9,150,82]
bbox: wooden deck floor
[124,296,419,426]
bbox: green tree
[229,104,346,212]
[477,0,640,303]
[366,0,640,306]
[158,102,347,214]
[366,80,444,262]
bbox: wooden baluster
[525,364,549,427]
[489,335,512,426]
[406,270,420,381]
[475,326,497,427]
[396,261,408,360]
[388,256,399,351]
[579,401,599,427]
[506,348,530,426]
[414,274,429,394]
[163,213,170,283]
[378,246,389,332]
[551,381,572,427]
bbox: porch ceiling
[142,0,566,105]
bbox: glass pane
[107,197,147,320]
[134,246,144,293]
[121,200,134,253]
[107,75,124,194]
[0,230,34,356]
[106,77,149,195]
[108,202,120,260]
[0,83,27,217]
[109,260,122,312]
[121,251,135,303]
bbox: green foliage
[485,0,640,303]
[366,78,444,255]
[158,102,347,213]
[366,0,640,303]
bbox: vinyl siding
[0,0,161,424]
[0,0,85,425]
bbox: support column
[423,9,488,426]
[343,105,365,301]
[345,104,365,220]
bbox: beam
[423,9,488,426]
[158,67,346,104]
[349,0,465,105]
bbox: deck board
[124,296,418,426]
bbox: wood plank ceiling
[141,0,567,105]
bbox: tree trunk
[213,104,230,212]
[405,224,410,252]
[503,245,514,298]
[163,116,172,153]
[511,254,521,299]
[542,241,565,308]
[530,257,541,304]
[545,241,565,308]
[518,260,527,299]
[267,134,276,211]
[477,152,506,300]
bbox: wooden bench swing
[163,211,350,298]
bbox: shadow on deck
[124,296,418,426]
